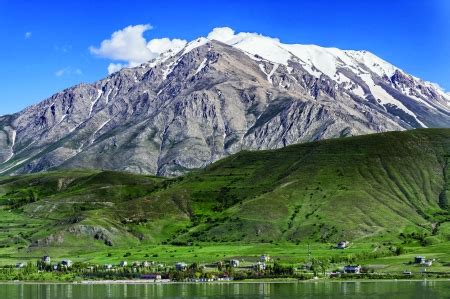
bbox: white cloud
[107,63,125,74]
[91,25,283,74]
[90,24,154,66]
[207,27,235,43]
[207,26,279,45]
[25,32,32,39]
[90,24,187,73]
[147,38,187,55]
[55,67,83,77]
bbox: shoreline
[0,278,448,285]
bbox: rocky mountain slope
[1,32,450,176]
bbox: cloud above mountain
[207,27,279,45]
[91,25,281,74]
[55,67,83,77]
[90,24,187,74]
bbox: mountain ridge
[1,30,449,176]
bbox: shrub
[423,236,441,246]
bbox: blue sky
[0,0,449,115]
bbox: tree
[319,258,330,276]
[311,258,320,277]
[395,246,405,256]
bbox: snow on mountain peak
[182,37,209,56]
[206,27,398,80]
[344,50,397,77]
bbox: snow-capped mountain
[1,28,449,176]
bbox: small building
[253,262,266,271]
[16,262,25,269]
[260,255,271,262]
[423,260,433,267]
[104,264,113,270]
[132,261,140,267]
[119,261,128,267]
[141,261,150,267]
[175,262,187,271]
[403,271,412,276]
[141,274,162,280]
[343,265,361,274]
[414,256,426,264]
[61,259,73,268]
[230,259,240,268]
[337,241,349,249]
[42,256,51,264]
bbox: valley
[0,129,448,277]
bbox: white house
[415,256,426,264]
[423,260,433,267]
[337,241,349,249]
[175,262,188,271]
[61,259,73,268]
[141,274,162,280]
[343,265,361,274]
[253,262,266,271]
[42,256,51,264]
[230,259,240,267]
[260,255,271,262]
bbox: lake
[0,280,448,298]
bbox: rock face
[1,36,450,176]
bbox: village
[5,241,440,282]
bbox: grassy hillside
[0,129,448,262]
[172,128,450,244]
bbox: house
[337,241,349,249]
[414,256,426,264]
[253,262,266,271]
[141,274,162,280]
[132,261,140,267]
[42,256,51,264]
[175,262,187,271]
[104,264,113,270]
[119,261,128,267]
[141,261,150,267]
[230,259,240,268]
[61,259,73,268]
[423,260,433,267]
[16,262,25,268]
[403,271,412,276]
[343,265,361,274]
[260,255,271,262]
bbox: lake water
[0,281,448,299]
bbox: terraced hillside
[0,129,449,255]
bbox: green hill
[0,129,449,257]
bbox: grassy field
[1,241,448,275]
[0,129,448,273]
